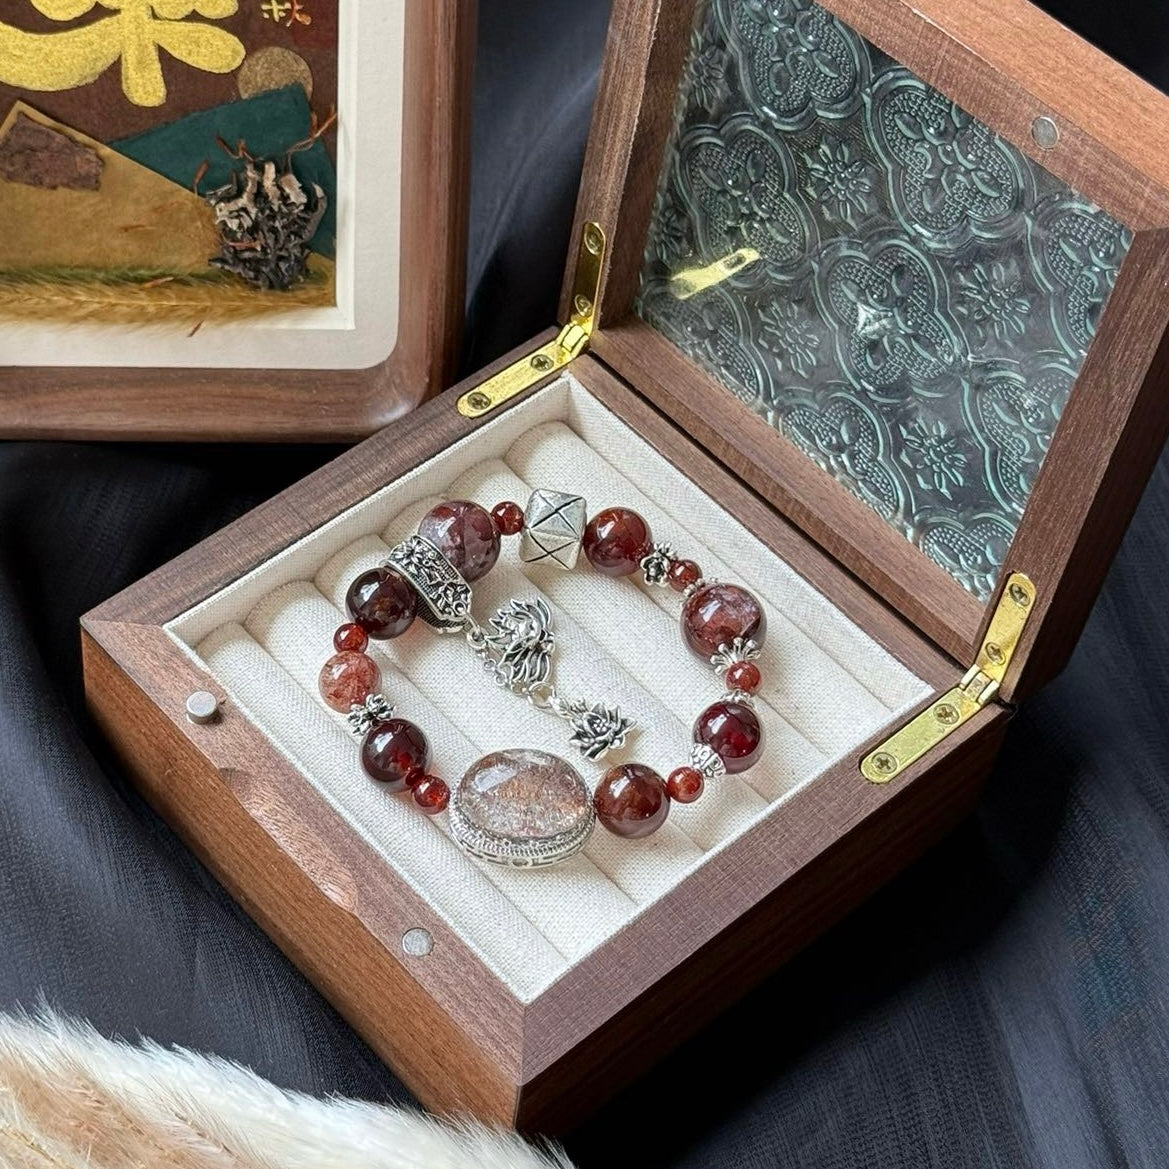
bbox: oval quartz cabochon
[450,749,595,867]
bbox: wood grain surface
[0,1,474,442]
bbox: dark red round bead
[346,567,417,639]
[726,660,762,694]
[333,622,369,653]
[361,718,429,792]
[667,559,702,593]
[491,501,525,537]
[681,582,766,658]
[583,507,653,577]
[593,763,670,837]
[667,766,704,803]
[419,500,501,582]
[694,700,763,774]
[413,775,450,815]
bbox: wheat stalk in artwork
[0,1008,574,1169]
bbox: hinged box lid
[0,0,472,441]
[563,0,1169,704]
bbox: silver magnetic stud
[186,691,220,725]
[1031,115,1059,149]
[401,928,433,957]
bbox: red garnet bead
[726,660,762,694]
[361,718,429,792]
[419,500,501,581]
[667,766,705,804]
[333,622,369,653]
[681,582,766,658]
[667,559,702,593]
[319,651,380,714]
[593,763,670,837]
[694,700,763,774]
[583,507,653,577]
[346,567,417,639]
[413,775,450,815]
[491,500,525,537]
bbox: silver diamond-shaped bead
[520,489,587,570]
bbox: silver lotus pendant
[448,749,595,868]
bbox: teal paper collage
[636,0,1132,600]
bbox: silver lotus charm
[710,637,761,674]
[387,534,472,632]
[640,542,675,587]
[689,742,727,780]
[481,598,554,692]
[520,489,587,570]
[449,749,595,868]
[562,699,635,761]
[347,693,395,736]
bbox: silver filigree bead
[481,598,554,692]
[386,534,472,632]
[564,699,635,761]
[639,542,675,587]
[710,637,761,674]
[689,742,727,780]
[347,693,396,736]
[520,489,587,570]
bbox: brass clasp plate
[457,222,606,418]
[861,572,1035,783]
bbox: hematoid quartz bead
[419,500,501,582]
[319,651,380,714]
[681,582,766,658]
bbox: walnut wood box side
[81,350,1009,1131]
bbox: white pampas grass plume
[0,1009,573,1169]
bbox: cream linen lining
[167,374,931,1002]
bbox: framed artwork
[0,0,473,439]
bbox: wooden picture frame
[566,0,1169,702]
[0,0,473,442]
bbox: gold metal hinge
[861,572,1036,783]
[457,222,606,418]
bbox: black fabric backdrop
[3,2,1169,1165]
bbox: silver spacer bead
[520,489,587,570]
[639,542,675,587]
[347,693,396,736]
[682,577,708,600]
[386,534,472,633]
[722,689,756,707]
[689,742,727,780]
[711,637,762,674]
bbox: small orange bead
[333,622,369,653]
[667,766,704,803]
[492,501,525,536]
[667,559,702,593]
[726,660,762,694]
[413,775,450,814]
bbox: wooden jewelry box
[81,0,1169,1134]
[0,1,472,441]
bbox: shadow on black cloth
[2,1,1169,1165]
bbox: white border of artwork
[0,0,402,371]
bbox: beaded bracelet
[316,491,767,868]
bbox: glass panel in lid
[636,0,1132,602]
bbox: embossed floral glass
[635,0,1132,600]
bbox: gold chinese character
[0,0,247,108]
[261,0,309,26]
